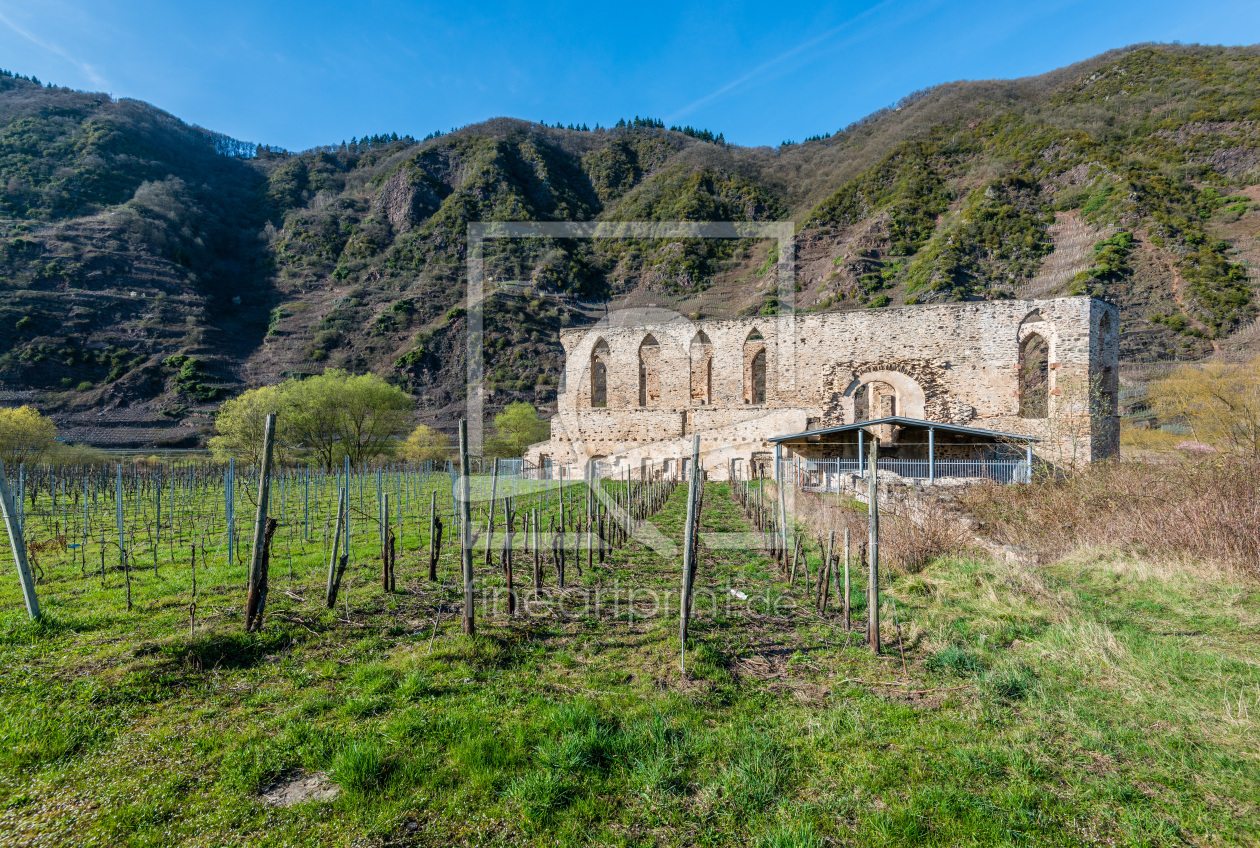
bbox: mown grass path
[0,482,1257,846]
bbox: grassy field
[0,481,1257,846]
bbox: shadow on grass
[429,631,548,672]
[0,610,104,645]
[137,628,299,671]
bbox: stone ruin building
[524,296,1120,482]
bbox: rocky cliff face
[1,44,1258,446]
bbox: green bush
[161,354,221,401]
[1081,183,1114,216]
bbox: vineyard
[0,454,694,634]
[0,451,1257,846]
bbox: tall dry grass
[961,457,1260,575]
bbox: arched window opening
[590,339,608,408]
[638,334,660,407]
[1019,333,1049,418]
[744,329,767,405]
[690,331,712,406]
[749,350,767,405]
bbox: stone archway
[843,370,927,420]
[821,359,964,426]
[1017,309,1056,419]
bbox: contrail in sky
[665,0,903,123]
[0,7,109,89]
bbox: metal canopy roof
[767,415,1040,444]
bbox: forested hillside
[1,43,1259,445]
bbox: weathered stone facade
[525,297,1119,479]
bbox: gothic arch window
[1019,332,1050,418]
[744,328,766,405]
[690,330,712,406]
[590,338,609,408]
[638,334,660,407]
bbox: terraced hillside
[2,44,1259,445]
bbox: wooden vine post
[679,434,701,672]
[820,530,834,612]
[586,462,594,574]
[843,527,851,631]
[0,459,40,621]
[325,487,346,607]
[774,442,789,571]
[532,508,541,590]
[484,463,498,569]
[459,420,475,635]
[245,412,277,632]
[503,494,514,615]
[867,434,880,654]
[428,491,439,581]
[381,493,395,593]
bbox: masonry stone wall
[525,297,1119,479]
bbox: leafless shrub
[880,503,971,576]
[782,485,970,575]
[961,457,1260,576]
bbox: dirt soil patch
[260,772,340,807]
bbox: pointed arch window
[743,328,766,405]
[1019,333,1049,419]
[590,339,609,408]
[638,334,660,407]
[690,330,712,406]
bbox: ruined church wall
[530,296,1116,475]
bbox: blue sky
[2,0,1259,151]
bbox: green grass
[0,483,1257,845]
